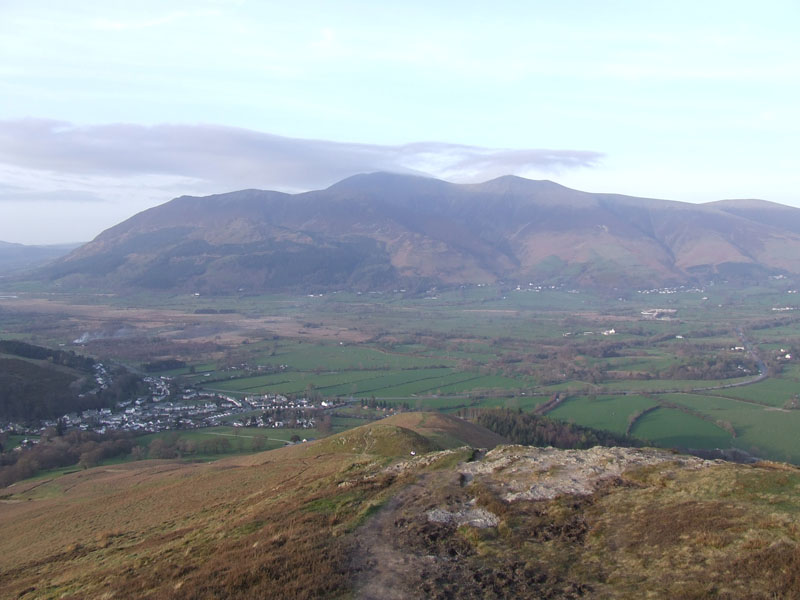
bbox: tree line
[0,430,134,487]
[463,408,643,450]
[0,339,95,370]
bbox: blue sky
[1,0,799,243]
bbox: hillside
[0,340,128,422]
[2,414,800,599]
[0,241,81,275]
[34,173,800,292]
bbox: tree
[216,437,231,454]
[148,438,177,459]
[317,414,332,434]
[79,447,104,469]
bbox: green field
[3,434,38,450]
[662,393,800,463]
[586,375,755,393]
[434,374,529,394]
[547,395,657,434]
[630,406,733,449]
[258,342,439,370]
[208,369,383,394]
[134,422,355,457]
[197,362,534,399]
[706,378,799,407]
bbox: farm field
[202,367,529,398]
[662,393,800,463]
[597,376,756,393]
[547,395,657,434]
[702,379,799,407]
[629,406,733,449]
[131,420,361,459]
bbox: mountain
[3,414,800,598]
[36,173,800,292]
[0,240,82,275]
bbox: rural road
[203,431,294,444]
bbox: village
[1,372,344,443]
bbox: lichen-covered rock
[426,507,499,528]
[460,445,717,501]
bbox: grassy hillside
[2,414,800,598]
[381,412,507,449]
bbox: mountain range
[36,173,800,292]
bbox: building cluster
[1,375,344,441]
[636,286,705,295]
[640,308,678,320]
[513,283,561,293]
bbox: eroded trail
[348,465,582,600]
[350,471,471,600]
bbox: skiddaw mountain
[39,173,800,292]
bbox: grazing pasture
[630,406,733,449]
[547,395,658,434]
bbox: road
[203,431,294,444]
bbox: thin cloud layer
[0,118,604,243]
[0,119,603,193]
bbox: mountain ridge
[35,173,800,292]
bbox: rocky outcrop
[460,445,716,502]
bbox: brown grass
[4,436,800,598]
[382,412,508,449]
[0,296,369,355]
[0,445,381,599]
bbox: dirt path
[350,470,478,600]
[203,430,292,444]
[351,477,431,600]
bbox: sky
[1,0,799,244]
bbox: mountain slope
[37,173,800,292]
[2,415,800,599]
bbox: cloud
[0,188,106,204]
[0,118,603,194]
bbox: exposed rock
[460,445,717,502]
[426,506,499,529]
[383,447,470,474]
